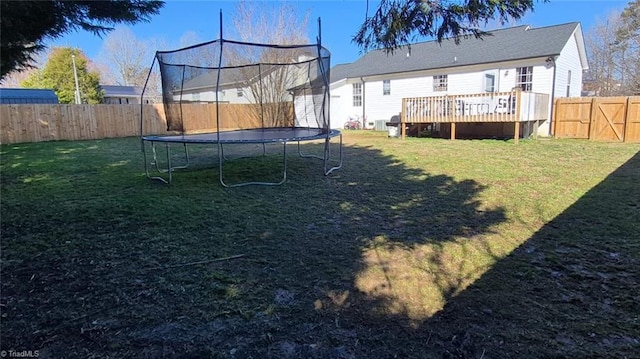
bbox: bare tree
[586,12,625,96]
[0,67,38,88]
[0,49,49,88]
[586,4,640,96]
[617,0,640,94]
[95,26,162,100]
[229,1,312,126]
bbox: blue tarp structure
[0,88,59,104]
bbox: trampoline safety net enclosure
[141,21,342,187]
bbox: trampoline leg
[324,133,343,175]
[297,141,323,160]
[143,140,192,184]
[166,143,172,183]
[218,141,287,187]
[295,134,343,176]
[142,140,170,184]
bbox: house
[101,85,154,104]
[170,53,328,128]
[329,22,588,137]
[0,88,58,104]
[176,69,255,104]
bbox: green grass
[1,132,639,358]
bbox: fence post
[588,97,598,140]
[623,96,630,142]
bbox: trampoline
[140,14,342,187]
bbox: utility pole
[71,54,81,104]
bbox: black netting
[150,39,331,134]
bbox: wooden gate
[590,97,627,141]
[554,96,640,142]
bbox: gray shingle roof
[330,22,580,82]
[100,85,142,97]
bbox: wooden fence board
[624,97,640,143]
[554,97,592,139]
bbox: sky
[47,0,632,67]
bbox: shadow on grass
[2,138,635,357]
[396,151,639,358]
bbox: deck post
[451,122,456,140]
[514,88,522,144]
[400,99,406,139]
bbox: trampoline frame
[141,128,342,187]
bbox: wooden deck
[400,90,550,143]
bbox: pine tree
[353,0,544,52]
[1,0,164,79]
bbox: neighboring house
[329,22,588,136]
[176,54,326,128]
[177,55,318,105]
[177,70,254,104]
[101,85,155,104]
[0,88,58,104]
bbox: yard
[1,131,639,358]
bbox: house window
[383,80,391,95]
[433,75,448,92]
[237,88,244,97]
[484,74,496,92]
[352,83,362,107]
[566,70,572,97]
[193,93,200,102]
[516,66,533,91]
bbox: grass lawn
[1,131,639,358]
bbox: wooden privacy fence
[554,96,640,142]
[1,104,165,144]
[0,103,294,144]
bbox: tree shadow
[388,151,640,358]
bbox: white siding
[554,32,584,98]
[329,29,584,137]
[348,67,548,123]
[329,80,354,128]
[178,87,254,104]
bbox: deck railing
[402,90,549,124]
[400,90,550,142]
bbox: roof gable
[331,22,581,82]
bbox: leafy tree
[0,0,164,80]
[22,47,103,104]
[353,0,546,52]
